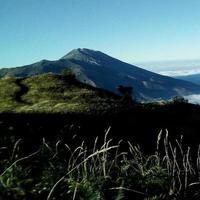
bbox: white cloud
[184,94,200,104]
[135,59,200,77]
[158,69,200,77]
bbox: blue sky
[1,0,200,70]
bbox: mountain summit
[1,48,200,101]
[61,48,104,62]
[61,48,142,70]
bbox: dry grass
[0,129,200,199]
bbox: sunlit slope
[0,73,120,113]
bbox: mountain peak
[60,48,114,65]
[61,48,98,59]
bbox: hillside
[1,74,200,199]
[1,48,200,101]
[0,73,121,113]
[176,73,200,85]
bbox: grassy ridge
[0,76,21,112]
[0,73,121,113]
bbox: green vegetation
[1,72,200,199]
[0,130,200,200]
[0,73,120,113]
[0,76,21,112]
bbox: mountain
[176,74,200,85]
[0,73,121,113]
[1,48,200,101]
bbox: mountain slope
[0,73,120,113]
[176,74,200,85]
[1,48,200,101]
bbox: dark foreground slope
[0,101,200,152]
[1,48,200,101]
[2,105,200,200]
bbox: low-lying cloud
[159,69,200,77]
[135,60,200,77]
[184,94,200,104]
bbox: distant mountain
[1,48,200,101]
[176,74,200,85]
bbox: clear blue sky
[1,0,200,68]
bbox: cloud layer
[159,69,200,77]
[184,94,200,104]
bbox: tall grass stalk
[1,129,200,199]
